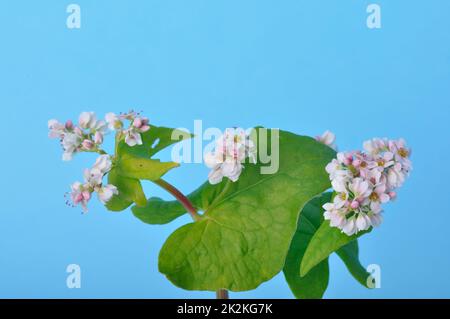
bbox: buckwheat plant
[49,112,412,299]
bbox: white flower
[105,112,123,130]
[93,155,112,173]
[78,112,97,129]
[204,128,256,184]
[61,131,83,161]
[70,181,91,213]
[97,184,118,204]
[92,119,107,134]
[316,130,337,150]
[83,167,103,187]
[323,202,346,228]
[349,178,371,202]
[124,128,143,146]
[68,155,117,211]
[48,119,65,139]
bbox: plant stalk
[154,178,229,299]
[154,179,201,221]
[216,289,229,299]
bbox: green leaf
[336,240,373,289]
[283,193,332,299]
[132,197,186,225]
[116,153,179,181]
[158,129,336,291]
[300,220,371,277]
[105,168,147,211]
[105,125,192,212]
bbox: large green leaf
[283,193,332,299]
[300,220,371,277]
[336,240,373,288]
[158,129,336,291]
[105,125,191,212]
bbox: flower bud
[65,120,74,130]
[350,201,360,209]
[133,118,143,128]
[82,139,94,150]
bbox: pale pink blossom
[316,130,337,150]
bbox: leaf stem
[216,289,229,299]
[154,179,201,221]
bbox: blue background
[0,0,449,298]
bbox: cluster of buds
[323,137,412,235]
[205,128,256,184]
[49,110,151,212]
[67,155,118,212]
[105,111,150,146]
[48,112,107,161]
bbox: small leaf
[283,193,332,299]
[158,129,336,291]
[105,168,147,211]
[300,220,371,277]
[132,197,186,225]
[117,153,179,181]
[105,125,192,212]
[336,240,374,288]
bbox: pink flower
[316,130,337,150]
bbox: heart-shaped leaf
[283,192,332,299]
[158,129,336,291]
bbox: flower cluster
[204,128,257,184]
[49,111,150,161]
[323,137,412,236]
[49,110,150,212]
[67,155,118,212]
[48,112,107,161]
[105,111,150,146]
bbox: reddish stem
[154,179,201,221]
